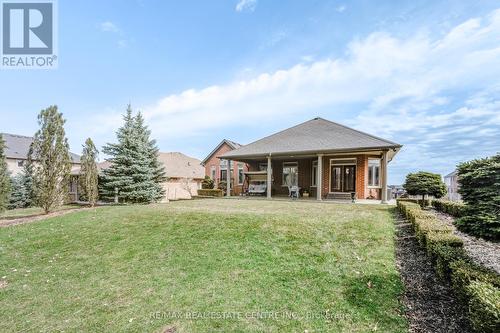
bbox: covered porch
[221,150,392,203]
[218,117,401,203]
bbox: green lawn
[0,205,77,220]
[0,199,407,332]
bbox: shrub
[398,198,500,331]
[398,197,431,206]
[202,176,215,189]
[456,153,500,240]
[450,259,500,302]
[432,199,466,217]
[430,244,466,279]
[197,189,223,197]
[467,281,500,333]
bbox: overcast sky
[1,0,499,184]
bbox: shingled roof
[201,139,242,164]
[221,117,401,159]
[158,152,204,179]
[1,133,81,163]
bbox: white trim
[367,158,381,187]
[328,160,357,193]
[330,158,357,166]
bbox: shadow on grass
[341,272,405,329]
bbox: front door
[330,165,356,192]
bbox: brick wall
[203,142,248,195]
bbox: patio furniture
[289,185,300,199]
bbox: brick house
[1,133,82,202]
[219,117,402,202]
[201,139,248,195]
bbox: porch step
[326,192,354,200]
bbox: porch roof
[220,117,401,160]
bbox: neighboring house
[389,185,406,199]
[1,133,82,202]
[201,139,248,195]
[444,170,461,201]
[220,117,402,202]
[158,152,204,201]
[98,152,204,201]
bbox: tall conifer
[80,138,99,207]
[29,106,72,213]
[0,134,11,212]
[101,105,165,203]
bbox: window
[282,162,298,186]
[17,160,24,167]
[238,163,244,185]
[368,159,381,187]
[210,166,216,180]
[311,161,318,187]
[259,163,267,171]
[219,160,229,181]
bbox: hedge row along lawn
[0,200,407,332]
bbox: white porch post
[317,154,323,201]
[381,150,388,204]
[226,159,231,197]
[267,155,272,199]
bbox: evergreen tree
[80,138,99,207]
[101,105,166,203]
[29,106,72,213]
[133,112,166,201]
[8,174,27,209]
[0,134,11,212]
[101,105,136,202]
[403,171,446,206]
[22,150,37,207]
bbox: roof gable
[221,117,401,158]
[201,139,242,164]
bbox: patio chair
[288,185,300,199]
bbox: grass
[0,205,77,220]
[0,199,407,332]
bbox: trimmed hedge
[197,189,224,197]
[397,200,500,332]
[467,281,500,333]
[432,199,466,217]
[397,197,431,207]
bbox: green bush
[432,199,466,217]
[456,153,500,240]
[450,259,500,302]
[467,281,500,333]
[398,198,500,330]
[430,244,466,279]
[397,197,431,206]
[201,176,215,189]
[197,189,223,197]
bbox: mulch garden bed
[394,213,472,333]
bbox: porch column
[317,154,323,200]
[226,159,231,197]
[267,155,272,199]
[381,150,388,204]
